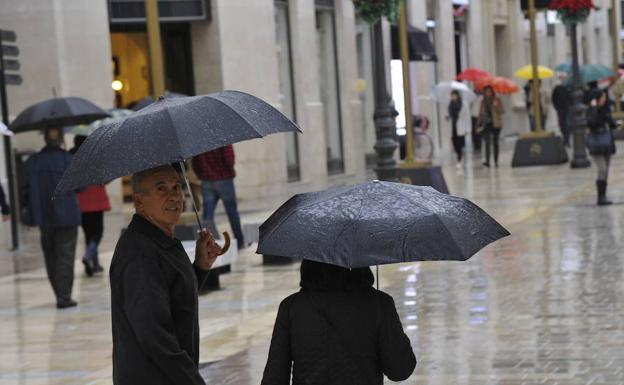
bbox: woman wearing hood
[261,260,416,385]
[586,88,617,205]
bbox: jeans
[201,179,245,246]
[40,226,78,303]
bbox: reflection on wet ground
[1,147,624,384]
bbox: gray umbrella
[257,181,509,268]
[57,90,300,191]
[10,97,110,133]
[55,90,300,228]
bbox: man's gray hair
[131,165,178,194]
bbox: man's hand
[194,230,231,271]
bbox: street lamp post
[569,22,591,168]
[371,21,399,182]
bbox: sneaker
[483,162,490,168]
[57,299,78,309]
[455,162,462,170]
[93,264,104,274]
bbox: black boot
[597,180,612,206]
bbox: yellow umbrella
[513,65,555,80]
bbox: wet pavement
[2,143,624,384]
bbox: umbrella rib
[208,95,267,140]
[162,105,185,161]
[384,184,465,260]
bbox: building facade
[0,0,621,247]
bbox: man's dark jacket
[22,146,80,227]
[110,214,210,385]
[552,84,571,112]
[261,287,416,384]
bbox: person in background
[261,260,416,385]
[586,89,618,205]
[70,135,111,276]
[22,127,81,309]
[478,86,505,167]
[552,76,572,146]
[525,79,549,131]
[448,90,470,170]
[192,145,245,249]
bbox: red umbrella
[474,76,519,94]
[456,67,492,82]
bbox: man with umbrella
[53,91,301,383]
[109,165,225,384]
[22,127,81,309]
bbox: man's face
[134,168,183,231]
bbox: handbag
[586,127,614,155]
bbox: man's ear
[133,193,143,210]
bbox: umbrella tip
[373,179,380,183]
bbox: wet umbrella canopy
[257,181,510,269]
[10,97,109,133]
[55,90,301,194]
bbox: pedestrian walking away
[478,86,505,167]
[21,127,81,309]
[109,165,227,385]
[70,135,111,276]
[585,89,618,206]
[261,260,416,385]
[192,145,246,249]
[448,90,470,169]
[552,76,572,146]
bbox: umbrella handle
[218,232,231,255]
[179,161,232,256]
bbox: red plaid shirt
[192,145,236,180]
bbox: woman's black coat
[261,285,416,385]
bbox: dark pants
[201,179,245,246]
[483,124,501,165]
[471,117,481,151]
[557,109,570,145]
[451,121,465,161]
[81,211,104,246]
[40,226,78,303]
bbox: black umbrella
[131,91,187,111]
[257,181,509,269]
[10,97,110,133]
[55,90,301,227]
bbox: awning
[390,24,437,62]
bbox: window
[316,0,344,174]
[275,0,300,181]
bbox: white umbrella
[0,122,14,136]
[432,81,476,103]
